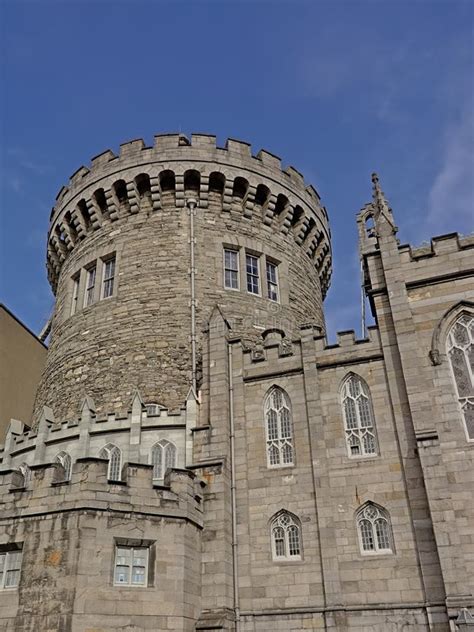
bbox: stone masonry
[0,133,473,632]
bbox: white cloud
[427,106,474,236]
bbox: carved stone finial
[371,172,397,233]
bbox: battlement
[0,458,205,528]
[398,232,474,262]
[46,133,332,297]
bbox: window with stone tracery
[270,511,302,561]
[98,444,122,481]
[447,313,474,441]
[341,374,378,458]
[264,387,294,468]
[151,440,177,481]
[54,451,72,481]
[356,503,393,555]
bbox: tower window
[0,547,23,590]
[102,256,116,299]
[246,254,260,295]
[71,274,80,315]
[224,248,239,290]
[114,545,149,587]
[266,261,279,302]
[447,313,474,441]
[84,265,97,307]
[356,503,393,555]
[270,511,302,561]
[54,451,72,481]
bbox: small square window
[224,249,239,290]
[114,545,149,587]
[0,547,23,590]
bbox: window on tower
[224,248,239,290]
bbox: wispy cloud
[426,105,474,236]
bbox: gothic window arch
[18,464,30,488]
[446,313,474,441]
[98,444,122,481]
[150,440,177,481]
[270,511,302,561]
[264,386,294,468]
[356,503,393,555]
[341,374,378,457]
[54,451,72,481]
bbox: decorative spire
[371,172,396,231]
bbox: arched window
[98,444,122,481]
[270,511,302,561]
[54,451,72,481]
[447,313,474,440]
[150,440,177,481]
[264,387,294,467]
[341,374,378,457]
[356,503,393,554]
[18,464,30,488]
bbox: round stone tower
[34,133,332,422]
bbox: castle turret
[35,133,332,423]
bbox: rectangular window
[266,261,279,302]
[114,546,148,587]
[84,265,96,307]
[102,256,116,299]
[224,249,239,290]
[0,548,23,590]
[71,275,80,315]
[246,254,260,295]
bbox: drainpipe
[187,197,198,395]
[228,342,240,631]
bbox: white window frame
[264,387,294,468]
[266,260,279,302]
[341,374,378,458]
[446,313,474,442]
[71,274,80,315]
[84,265,97,307]
[145,403,160,417]
[101,256,116,300]
[356,504,393,556]
[0,548,23,590]
[98,444,122,481]
[113,545,149,587]
[150,440,177,481]
[223,248,240,290]
[270,512,302,561]
[245,252,260,295]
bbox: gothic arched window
[447,313,474,441]
[54,451,72,481]
[356,503,393,554]
[341,374,378,457]
[270,511,302,561]
[264,387,294,468]
[151,440,177,481]
[98,444,122,481]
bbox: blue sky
[1,0,473,340]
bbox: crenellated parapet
[0,458,205,528]
[47,133,332,297]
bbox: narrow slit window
[224,249,239,290]
[266,261,279,302]
[246,254,260,294]
[71,275,80,315]
[102,257,116,299]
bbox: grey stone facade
[0,135,473,631]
